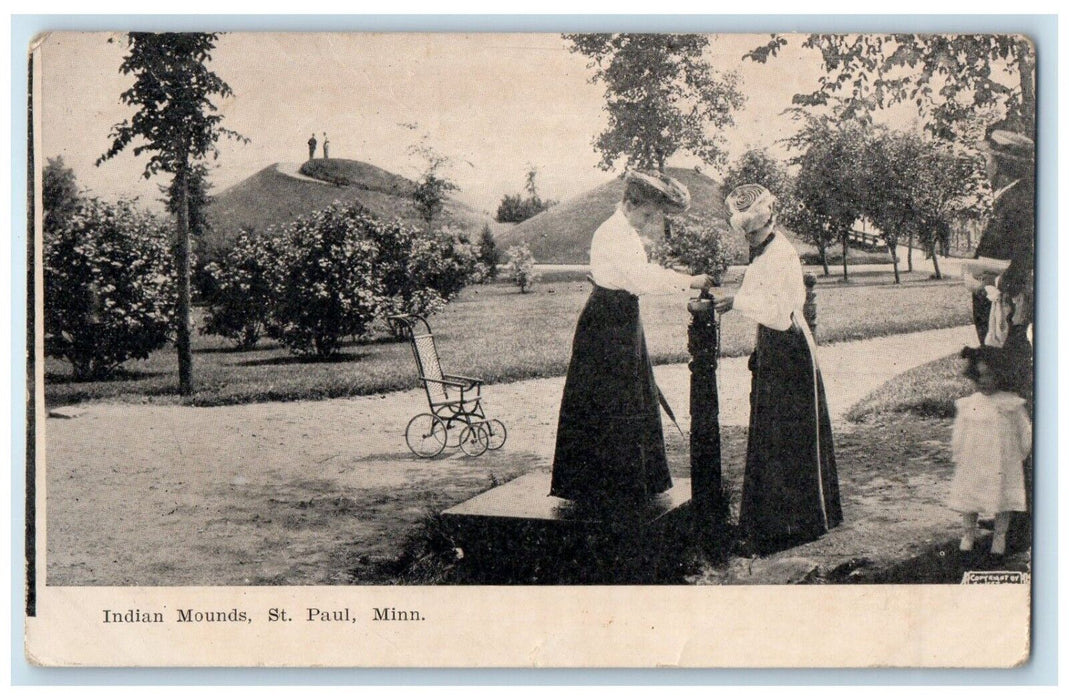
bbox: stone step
[440,471,694,584]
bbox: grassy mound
[203,159,488,253]
[846,353,974,423]
[495,167,747,264]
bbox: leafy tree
[43,156,81,234]
[403,125,460,225]
[862,129,992,282]
[721,149,792,202]
[413,172,459,226]
[97,32,246,394]
[44,197,176,380]
[161,163,216,303]
[859,128,919,283]
[476,223,501,282]
[909,141,992,279]
[786,118,868,280]
[565,33,745,171]
[506,243,539,293]
[744,34,1035,138]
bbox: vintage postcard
[25,30,1036,667]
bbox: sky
[38,32,927,215]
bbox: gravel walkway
[44,325,977,585]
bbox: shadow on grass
[44,368,167,384]
[235,351,370,367]
[194,343,277,355]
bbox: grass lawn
[45,269,975,407]
[846,353,974,422]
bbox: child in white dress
[948,346,1032,555]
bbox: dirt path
[273,162,330,184]
[45,325,977,585]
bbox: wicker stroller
[388,314,507,457]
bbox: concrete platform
[442,471,691,524]
[440,471,694,584]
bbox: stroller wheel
[459,424,489,457]
[405,413,447,458]
[484,419,507,450]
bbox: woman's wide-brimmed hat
[725,183,776,236]
[623,169,691,212]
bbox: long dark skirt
[739,320,842,551]
[550,286,672,507]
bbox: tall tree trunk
[888,240,900,284]
[176,165,193,395]
[841,235,849,282]
[819,242,829,276]
[1017,39,1036,139]
[930,241,943,280]
[907,230,914,272]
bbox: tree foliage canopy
[43,156,81,234]
[565,33,745,171]
[744,33,1035,139]
[721,149,792,202]
[97,32,245,176]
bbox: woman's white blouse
[734,232,806,332]
[589,206,692,295]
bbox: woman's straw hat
[725,183,776,235]
[624,169,691,212]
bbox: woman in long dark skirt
[550,170,711,510]
[714,184,842,552]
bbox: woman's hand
[689,273,714,290]
[714,295,734,313]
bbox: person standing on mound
[550,170,712,511]
[714,184,843,552]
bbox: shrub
[650,211,732,284]
[268,204,383,358]
[370,218,478,322]
[44,197,177,380]
[200,229,278,349]
[505,243,538,293]
[495,193,555,223]
[476,223,500,281]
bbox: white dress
[947,391,1031,514]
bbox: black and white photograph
[25,29,1038,667]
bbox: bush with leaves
[44,197,177,380]
[268,204,384,358]
[650,211,733,285]
[43,156,82,234]
[200,229,278,349]
[495,193,556,223]
[367,216,478,323]
[476,223,500,282]
[506,243,539,293]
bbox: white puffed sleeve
[589,208,692,295]
[733,234,805,331]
